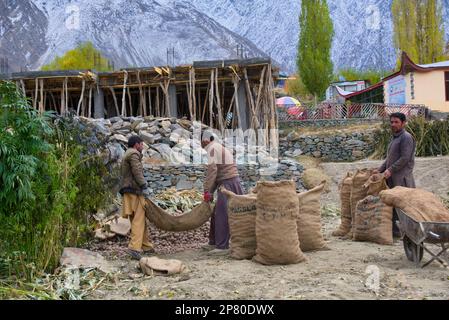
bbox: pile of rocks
[81,116,207,166]
[281,129,377,162]
[76,116,306,194]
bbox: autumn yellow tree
[392,0,446,65]
[41,42,113,71]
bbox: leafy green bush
[372,117,449,159]
[0,82,113,281]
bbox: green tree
[286,74,314,103]
[297,0,334,102]
[422,0,446,63]
[392,0,446,65]
[41,42,113,71]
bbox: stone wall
[144,160,305,195]
[279,119,382,129]
[280,129,378,162]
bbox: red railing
[278,103,428,122]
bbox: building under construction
[2,58,279,136]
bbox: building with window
[337,52,449,112]
[325,80,370,103]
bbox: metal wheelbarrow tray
[396,208,449,268]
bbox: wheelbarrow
[396,208,449,268]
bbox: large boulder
[140,132,155,145]
[110,134,128,144]
[151,144,174,162]
[60,248,116,273]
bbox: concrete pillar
[169,84,178,118]
[94,86,105,119]
[238,82,250,131]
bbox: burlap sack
[332,172,353,237]
[379,187,449,222]
[221,187,257,260]
[364,173,389,197]
[139,257,186,276]
[144,199,213,232]
[297,182,327,252]
[353,196,393,245]
[302,168,330,192]
[253,181,306,265]
[349,169,373,238]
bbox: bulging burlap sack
[144,199,213,232]
[139,257,186,276]
[364,173,389,197]
[349,169,373,238]
[253,181,306,265]
[353,196,393,245]
[297,182,328,252]
[332,172,353,237]
[379,187,449,222]
[302,168,330,193]
[221,187,257,260]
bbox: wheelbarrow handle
[428,231,441,240]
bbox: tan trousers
[122,193,153,252]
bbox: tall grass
[0,81,113,285]
[372,117,449,159]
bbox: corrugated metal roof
[417,60,449,68]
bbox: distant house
[338,52,449,112]
[325,80,370,103]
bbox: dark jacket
[120,148,147,195]
[379,129,416,188]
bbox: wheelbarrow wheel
[403,235,423,264]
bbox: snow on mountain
[2,0,449,73]
[5,0,269,71]
[188,0,394,73]
[0,0,47,72]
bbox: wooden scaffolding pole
[88,85,93,118]
[77,79,86,116]
[126,87,132,116]
[209,70,215,128]
[121,71,128,117]
[243,68,259,129]
[156,86,160,117]
[148,87,153,116]
[34,78,38,109]
[159,79,171,117]
[39,79,44,113]
[137,71,146,117]
[202,80,210,124]
[20,80,26,98]
[109,87,120,116]
[215,68,225,133]
[65,77,69,114]
[232,75,242,129]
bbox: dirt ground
[89,157,449,300]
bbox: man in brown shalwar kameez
[120,136,154,260]
[375,112,416,236]
[202,131,243,255]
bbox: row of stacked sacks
[221,181,329,265]
[333,169,449,245]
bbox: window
[446,72,449,101]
